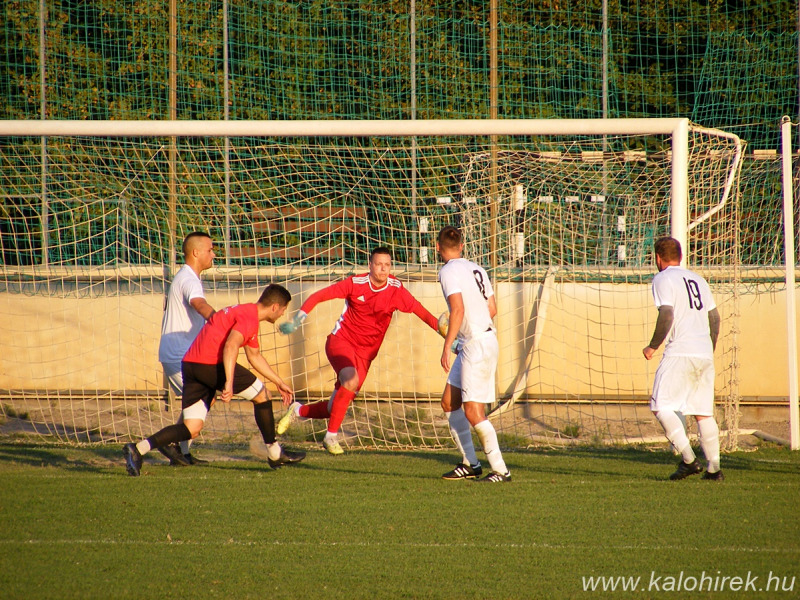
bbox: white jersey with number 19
[651,265,716,359]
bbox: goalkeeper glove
[279,310,307,335]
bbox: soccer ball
[437,311,449,337]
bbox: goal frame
[0,117,751,449]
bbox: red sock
[299,401,331,419]
[327,387,357,434]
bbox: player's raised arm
[279,278,352,334]
[279,309,307,334]
[410,299,440,332]
[393,284,440,332]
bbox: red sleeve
[300,277,352,314]
[397,286,438,331]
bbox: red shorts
[325,334,371,391]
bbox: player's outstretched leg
[277,401,302,435]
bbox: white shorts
[161,361,183,397]
[447,333,498,404]
[650,355,715,416]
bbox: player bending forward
[276,247,442,455]
[437,226,511,483]
[123,284,305,476]
[643,236,723,481]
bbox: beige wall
[1,282,796,400]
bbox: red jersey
[183,304,260,365]
[301,274,438,361]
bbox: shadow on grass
[0,442,120,472]
[2,441,797,481]
[518,445,800,477]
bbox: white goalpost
[0,118,745,449]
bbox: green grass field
[0,441,797,599]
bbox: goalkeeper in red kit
[277,246,442,454]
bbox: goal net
[0,119,743,450]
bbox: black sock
[253,402,276,444]
[147,423,192,450]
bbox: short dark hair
[437,225,462,250]
[182,231,211,256]
[258,283,291,307]
[654,236,682,262]
[369,246,392,261]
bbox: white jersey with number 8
[438,257,494,344]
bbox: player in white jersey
[643,236,723,481]
[156,232,216,466]
[436,226,511,483]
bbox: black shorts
[180,361,258,410]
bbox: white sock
[177,412,191,455]
[447,408,479,467]
[656,411,695,464]
[697,417,721,473]
[135,440,151,456]
[267,442,282,461]
[474,419,508,475]
[324,431,338,443]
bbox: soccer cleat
[276,401,301,435]
[477,471,512,483]
[702,469,724,481]
[157,443,190,466]
[184,453,208,465]
[123,443,143,477]
[669,458,704,480]
[322,436,344,455]
[442,462,483,480]
[267,448,307,469]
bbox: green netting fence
[1,1,796,136]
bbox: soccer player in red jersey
[123,284,305,476]
[277,247,441,454]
